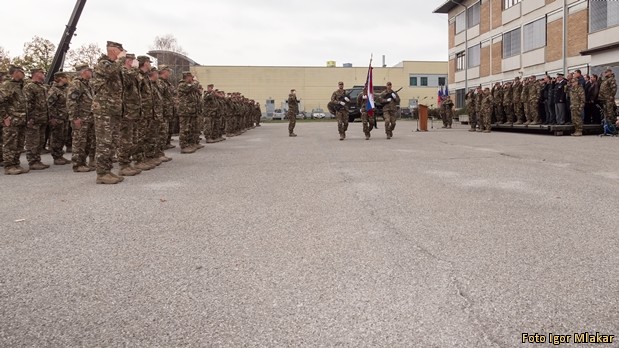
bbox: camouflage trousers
[71,120,95,168]
[481,109,492,131]
[146,118,162,158]
[25,123,47,165]
[117,118,135,165]
[603,101,617,124]
[3,125,26,168]
[203,111,217,140]
[179,116,197,149]
[527,101,540,123]
[494,104,504,123]
[571,105,584,132]
[166,116,177,145]
[212,114,223,139]
[469,111,478,129]
[514,102,524,123]
[255,112,261,126]
[443,110,453,127]
[133,118,149,163]
[361,111,374,136]
[336,110,349,135]
[49,120,67,160]
[383,109,397,136]
[288,111,296,134]
[65,123,72,148]
[224,114,234,136]
[503,103,514,123]
[158,118,169,155]
[194,114,204,144]
[93,104,122,175]
[0,124,3,162]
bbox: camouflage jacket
[357,92,367,112]
[331,89,349,106]
[481,92,493,112]
[465,93,475,112]
[502,85,513,105]
[66,77,93,122]
[92,54,123,115]
[491,86,503,106]
[23,81,49,124]
[513,82,522,103]
[380,89,400,111]
[529,81,541,103]
[599,73,617,103]
[0,79,27,126]
[157,78,175,119]
[203,90,219,112]
[122,67,141,120]
[47,83,68,121]
[521,82,530,103]
[442,99,454,114]
[569,84,585,110]
[151,79,164,121]
[475,92,483,112]
[177,80,201,117]
[138,70,155,119]
[287,94,300,113]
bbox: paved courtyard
[1,121,617,347]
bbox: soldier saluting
[287,89,299,137]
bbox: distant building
[434,0,619,107]
[148,50,200,84]
[191,61,447,112]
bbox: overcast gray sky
[2,0,448,67]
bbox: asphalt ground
[1,120,618,347]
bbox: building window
[523,17,546,52]
[456,89,466,108]
[438,77,446,86]
[420,77,428,86]
[410,76,417,86]
[590,0,619,32]
[504,0,522,10]
[503,28,521,58]
[468,2,481,28]
[455,11,466,33]
[468,44,480,67]
[456,51,466,71]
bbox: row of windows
[455,2,480,33]
[409,76,447,87]
[456,16,547,70]
[504,0,522,11]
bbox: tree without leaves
[151,34,187,55]
[0,46,11,72]
[66,43,104,70]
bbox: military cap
[106,41,124,50]
[30,68,44,75]
[557,73,564,77]
[137,55,151,63]
[54,71,68,78]
[207,83,214,87]
[125,53,136,59]
[8,65,23,74]
[74,63,91,72]
[182,71,193,77]
[150,67,158,72]
[158,64,171,71]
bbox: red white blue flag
[365,59,375,116]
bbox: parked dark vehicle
[343,85,396,122]
[400,107,412,118]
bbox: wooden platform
[490,123,603,136]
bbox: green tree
[66,43,103,69]
[12,36,56,72]
[0,46,11,72]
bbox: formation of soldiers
[0,41,262,183]
[465,69,617,136]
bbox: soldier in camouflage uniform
[117,53,145,176]
[512,77,524,125]
[156,65,177,154]
[480,87,493,133]
[331,82,350,140]
[91,41,126,184]
[599,68,617,125]
[23,68,50,170]
[149,67,171,164]
[177,71,201,153]
[491,82,503,124]
[526,76,542,125]
[134,56,158,167]
[502,82,513,124]
[0,71,5,167]
[442,95,454,129]
[518,78,530,125]
[287,89,299,137]
[255,101,262,127]
[203,84,219,143]
[357,87,374,139]
[465,89,476,132]
[1,65,30,175]
[67,64,95,173]
[569,78,585,136]
[379,82,400,139]
[475,86,483,132]
[47,71,71,165]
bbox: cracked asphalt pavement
[1,121,618,347]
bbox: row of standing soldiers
[0,41,261,183]
[465,70,617,136]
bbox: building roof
[433,0,464,14]
[147,50,200,66]
[580,42,619,56]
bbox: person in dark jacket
[585,74,601,124]
[555,73,568,125]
